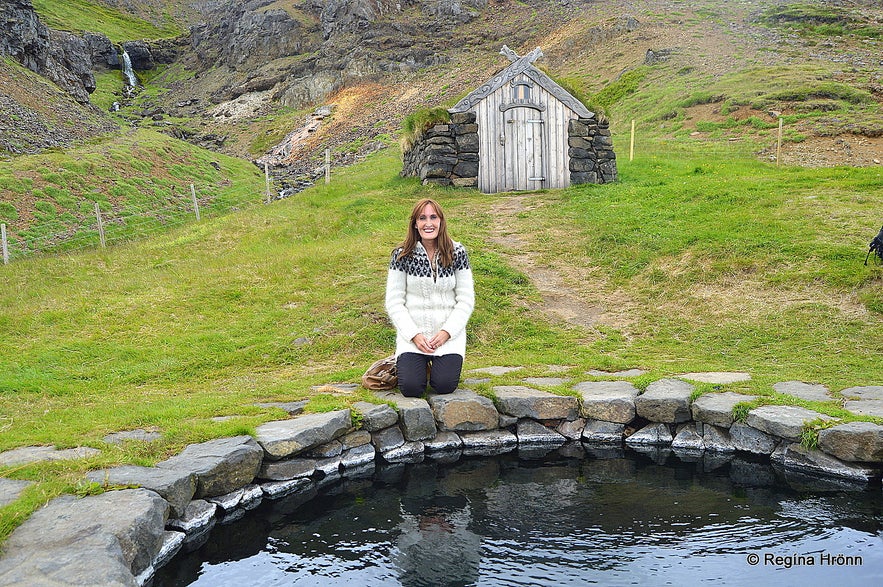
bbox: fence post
[264,161,271,204]
[95,203,106,248]
[629,119,635,161]
[325,148,331,184]
[190,184,201,221]
[1,223,8,265]
[776,117,783,166]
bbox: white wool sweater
[385,240,475,358]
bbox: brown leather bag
[361,355,398,391]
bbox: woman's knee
[399,379,426,397]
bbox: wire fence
[0,182,268,265]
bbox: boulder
[818,421,883,462]
[690,392,755,428]
[371,425,406,454]
[746,405,837,442]
[375,392,437,441]
[423,431,463,453]
[255,410,352,460]
[671,424,704,453]
[429,390,498,432]
[730,422,780,455]
[353,401,399,431]
[701,425,735,453]
[635,378,694,423]
[625,422,672,446]
[574,381,641,424]
[777,443,880,484]
[0,489,167,584]
[156,436,263,498]
[581,420,624,444]
[86,465,196,518]
[460,429,518,456]
[516,419,566,445]
[257,457,317,481]
[493,386,579,421]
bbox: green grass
[32,0,182,41]
[2,138,883,543]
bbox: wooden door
[502,107,545,191]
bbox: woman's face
[415,203,440,243]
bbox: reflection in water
[154,447,883,586]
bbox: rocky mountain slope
[1,0,881,203]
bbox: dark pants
[397,353,463,398]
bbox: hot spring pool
[153,446,883,586]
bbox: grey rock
[677,372,751,384]
[207,484,263,515]
[635,378,694,423]
[671,424,704,453]
[625,422,673,446]
[522,377,569,387]
[516,419,566,445]
[460,429,518,456]
[0,445,101,467]
[778,443,880,483]
[574,380,639,424]
[255,410,352,460]
[701,425,735,453]
[353,401,399,431]
[166,500,217,535]
[840,385,883,400]
[0,478,32,507]
[156,435,264,498]
[341,430,372,449]
[339,443,376,468]
[691,392,755,428]
[381,441,425,463]
[423,431,463,453]
[746,405,837,441]
[773,381,831,402]
[153,530,185,572]
[255,400,309,416]
[86,465,196,518]
[818,421,883,462]
[493,386,579,421]
[585,368,646,378]
[581,420,625,444]
[371,426,405,453]
[468,366,521,376]
[498,413,518,428]
[375,392,437,441]
[429,390,498,432]
[730,422,780,455]
[103,429,162,444]
[258,457,317,481]
[844,400,883,418]
[259,477,315,500]
[556,418,587,440]
[305,438,343,458]
[0,488,167,583]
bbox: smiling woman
[385,198,475,398]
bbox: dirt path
[483,195,625,337]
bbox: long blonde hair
[396,198,454,266]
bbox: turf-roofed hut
[401,46,617,193]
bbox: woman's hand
[412,330,450,354]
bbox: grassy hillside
[2,138,882,543]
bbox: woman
[385,198,475,397]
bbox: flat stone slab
[844,400,883,418]
[493,386,579,421]
[254,400,309,416]
[468,366,522,376]
[691,392,756,428]
[103,429,162,445]
[0,488,168,584]
[573,380,640,424]
[86,465,197,518]
[635,378,694,423]
[522,377,569,387]
[255,410,352,460]
[773,381,831,402]
[429,390,498,432]
[375,392,436,441]
[746,405,838,441]
[586,368,646,378]
[818,421,883,462]
[0,478,32,507]
[677,372,751,384]
[0,445,101,467]
[840,385,883,400]
[156,435,264,498]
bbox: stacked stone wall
[568,117,617,185]
[401,111,479,188]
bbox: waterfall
[121,51,138,89]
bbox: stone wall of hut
[402,111,618,189]
[401,111,480,187]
